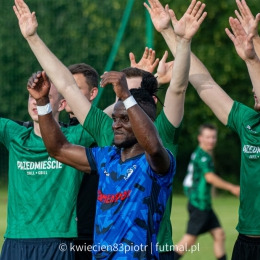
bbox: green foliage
[0,0,258,182]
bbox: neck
[120,143,144,162]
[200,145,213,156]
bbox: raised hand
[235,0,260,37]
[27,71,51,101]
[13,0,38,39]
[155,51,174,86]
[144,0,171,32]
[100,72,131,100]
[129,47,159,73]
[226,17,257,61]
[169,0,207,41]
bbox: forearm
[206,173,234,192]
[245,56,260,101]
[127,104,169,173]
[169,38,190,93]
[161,27,177,57]
[37,97,69,159]
[27,34,91,124]
[253,36,260,58]
[163,38,190,127]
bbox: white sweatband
[37,103,52,115]
[123,96,137,110]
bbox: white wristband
[37,103,52,115]
[123,96,137,110]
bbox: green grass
[0,190,239,259]
[171,195,239,260]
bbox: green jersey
[83,105,182,251]
[183,146,214,211]
[1,118,95,238]
[227,101,260,235]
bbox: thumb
[169,9,178,25]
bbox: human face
[112,101,137,149]
[65,73,91,114]
[252,88,260,112]
[28,83,63,122]
[198,128,217,152]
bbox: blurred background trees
[0,0,257,191]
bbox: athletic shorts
[74,239,93,260]
[231,234,260,260]
[159,251,175,260]
[186,202,221,236]
[0,238,74,260]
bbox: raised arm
[100,71,170,174]
[226,17,260,102]
[13,0,90,125]
[145,0,233,125]
[235,0,260,57]
[145,0,207,127]
[27,71,91,173]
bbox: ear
[58,99,67,112]
[89,87,98,101]
[152,96,158,104]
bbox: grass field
[0,189,239,259]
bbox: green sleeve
[154,109,182,156]
[83,105,113,147]
[227,101,257,136]
[0,118,25,149]
[63,124,96,148]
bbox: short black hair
[121,67,162,105]
[198,123,217,135]
[119,88,156,121]
[68,63,99,90]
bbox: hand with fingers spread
[129,47,159,73]
[169,0,207,41]
[225,17,257,61]
[155,51,174,86]
[100,72,131,101]
[144,0,171,33]
[13,0,38,39]
[235,0,260,38]
[27,71,51,101]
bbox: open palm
[13,0,38,39]
[144,0,171,33]
[169,0,207,40]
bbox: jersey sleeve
[154,110,182,157]
[147,149,176,188]
[0,118,26,149]
[227,101,256,136]
[83,105,114,147]
[64,123,97,148]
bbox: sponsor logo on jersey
[97,189,131,204]
[243,145,260,154]
[17,159,62,171]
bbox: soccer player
[24,64,100,260]
[176,123,240,260]
[145,0,260,259]
[0,81,96,260]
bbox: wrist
[177,36,192,44]
[36,96,50,106]
[123,95,137,110]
